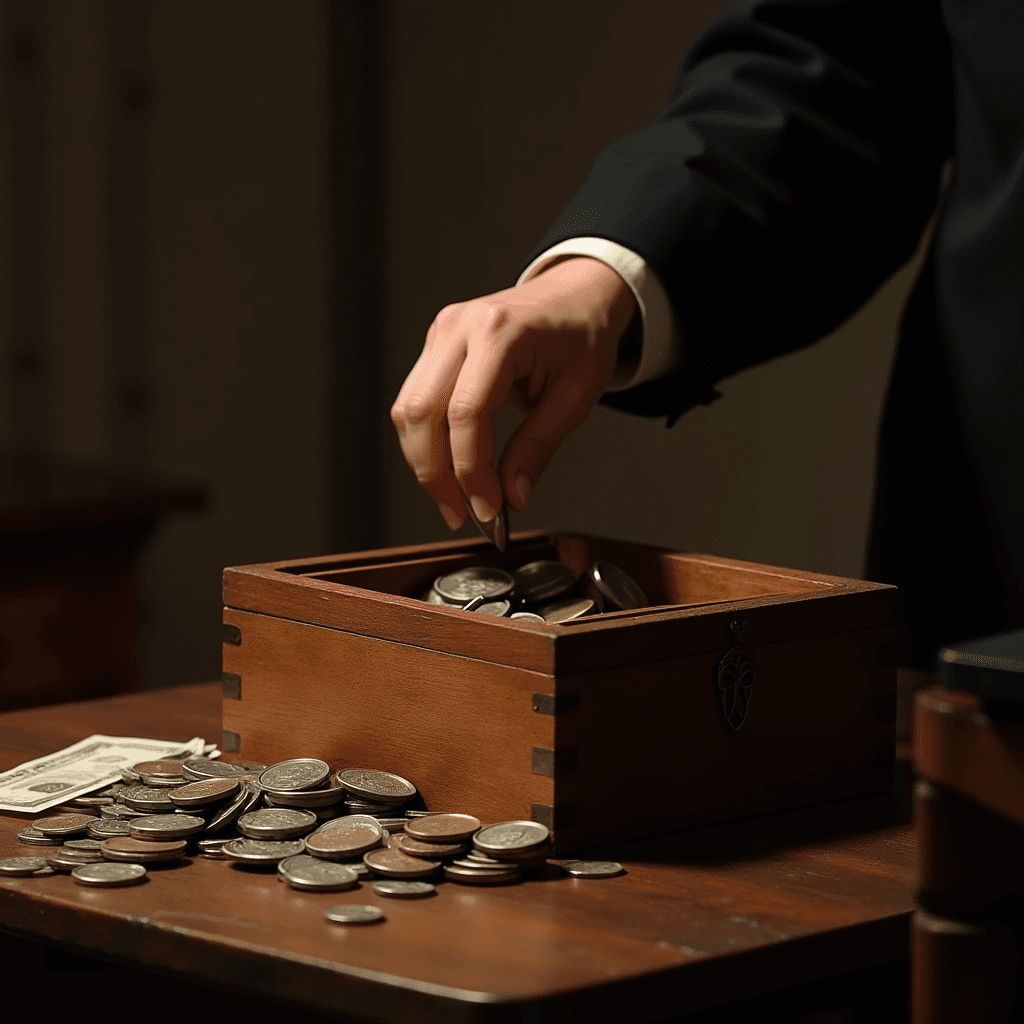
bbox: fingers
[446,314,516,522]
[390,312,468,529]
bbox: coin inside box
[222,530,897,853]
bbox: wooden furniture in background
[223,530,898,854]
[0,450,203,711]
[912,687,1024,1022]
[0,682,915,1022]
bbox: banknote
[0,735,209,813]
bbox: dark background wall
[0,0,927,695]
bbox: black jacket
[525,0,1024,666]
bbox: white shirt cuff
[517,237,681,391]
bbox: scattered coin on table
[17,827,62,846]
[278,855,359,892]
[323,904,385,924]
[32,813,96,837]
[561,860,625,878]
[337,768,417,804]
[372,880,435,898]
[71,862,147,888]
[100,837,187,863]
[259,758,331,793]
[237,808,318,841]
[129,814,206,840]
[7,754,625,924]
[404,813,481,844]
[0,856,50,876]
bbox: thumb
[497,380,597,513]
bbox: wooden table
[0,683,917,1022]
[912,686,1024,1023]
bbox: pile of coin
[8,757,623,916]
[420,558,649,623]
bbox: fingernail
[515,473,532,510]
[438,503,464,530]
[469,494,497,523]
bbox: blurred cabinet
[0,450,203,711]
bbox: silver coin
[70,795,114,807]
[323,904,384,924]
[538,597,595,623]
[279,855,359,892]
[223,838,306,864]
[422,585,452,605]
[450,857,516,871]
[181,757,250,781]
[100,804,147,819]
[475,600,511,617]
[87,818,133,838]
[261,781,346,809]
[204,781,262,835]
[71,862,147,888]
[372,880,435,899]
[562,860,624,878]
[17,827,63,847]
[457,481,509,554]
[237,807,318,841]
[64,839,104,851]
[259,758,331,793]
[434,566,514,604]
[236,760,268,773]
[122,786,177,812]
[46,849,106,871]
[337,769,417,804]
[513,560,575,603]
[129,814,205,840]
[510,612,546,624]
[197,838,235,853]
[473,821,550,855]
[588,561,648,611]
[0,856,50,876]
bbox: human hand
[391,256,637,529]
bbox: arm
[526,0,954,423]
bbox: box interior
[273,533,831,613]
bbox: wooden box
[222,531,897,853]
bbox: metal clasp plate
[717,619,757,731]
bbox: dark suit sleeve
[523,0,955,424]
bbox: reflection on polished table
[0,683,915,1023]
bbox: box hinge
[531,746,578,778]
[531,803,578,830]
[222,672,241,700]
[221,729,241,753]
[223,623,242,645]
[532,692,579,716]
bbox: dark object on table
[937,628,1024,715]
[0,449,204,711]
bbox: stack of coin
[13,754,624,904]
[418,557,648,622]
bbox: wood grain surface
[0,684,915,1022]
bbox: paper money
[0,735,208,814]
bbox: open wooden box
[222,531,897,853]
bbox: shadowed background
[0,0,926,703]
